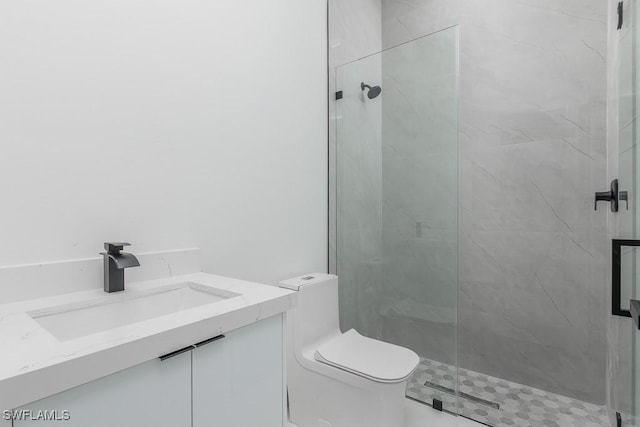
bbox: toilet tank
[279,274,341,350]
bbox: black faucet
[100,242,140,293]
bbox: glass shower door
[334,26,459,413]
[615,0,640,425]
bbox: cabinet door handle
[159,345,196,361]
[194,334,225,348]
[158,334,225,361]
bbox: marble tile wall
[378,28,459,365]
[335,54,383,336]
[329,0,383,335]
[381,0,608,404]
[331,0,609,406]
[329,0,382,69]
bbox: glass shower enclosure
[613,0,640,425]
[333,26,460,413]
[332,1,640,426]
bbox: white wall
[0,0,328,285]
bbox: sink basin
[29,282,240,341]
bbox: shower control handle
[594,190,613,210]
[595,179,626,212]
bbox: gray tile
[378,0,607,406]
[406,357,610,427]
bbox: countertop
[0,273,296,410]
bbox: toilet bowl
[280,273,419,427]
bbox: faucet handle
[104,242,131,253]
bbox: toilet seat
[314,329,419,383]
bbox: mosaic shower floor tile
[406,357,610,427]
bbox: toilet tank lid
[278,273,337,291]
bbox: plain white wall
[0,0,328,285]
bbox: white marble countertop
[0,272,296,410]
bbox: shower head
[361,82,382,99]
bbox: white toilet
[279,273,419,427]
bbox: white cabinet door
[14,350,191,427]
[193,314,283,427]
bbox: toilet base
[288,368,407,427]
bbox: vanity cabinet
[13,351,191,427]
[192,313,283,427]
[12,314,283,427]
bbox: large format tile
[380,0,608,405]
[331,0,608,410]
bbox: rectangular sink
[29,282,240,341]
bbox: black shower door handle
[612,239,640,318]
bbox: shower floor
[406,357,609,427]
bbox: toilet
[279,273,419,427]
